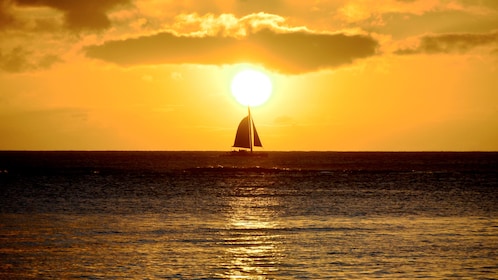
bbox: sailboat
[230,107,267,156]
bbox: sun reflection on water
[222,195,283,279]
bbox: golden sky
[1,0,497,151]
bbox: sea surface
[0,151,497,279]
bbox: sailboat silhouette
[230,107,267,156]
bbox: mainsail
[233,115,262,149]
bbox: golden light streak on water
[223,195,283,279]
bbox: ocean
[0,151,497,279]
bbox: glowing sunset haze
[0,0,497,151]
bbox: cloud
[459,0,498,11]
[84,23,378,73]
[0,46,62,73]
[0,0,15,28]
[235,0,284,15]
[1,0,130,31]
[396,31,498,54]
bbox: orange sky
[0,0,497,151]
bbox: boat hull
[225,150,268,157]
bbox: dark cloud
[396,31,498,55]
[0,1,15,28]
[84,28,378,73]
[0,46,62,72]
[0,47,34,72]
[459,0,498,10]
[1,0,129,31]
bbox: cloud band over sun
[84,25,378,74]
[396,31,498,55]
[1,0,130,31]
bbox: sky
[0,0,497,151]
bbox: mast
[248,106,253,152]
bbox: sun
[231,69,272,107]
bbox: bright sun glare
[231,69,272,107]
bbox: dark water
[0,151,497,279]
